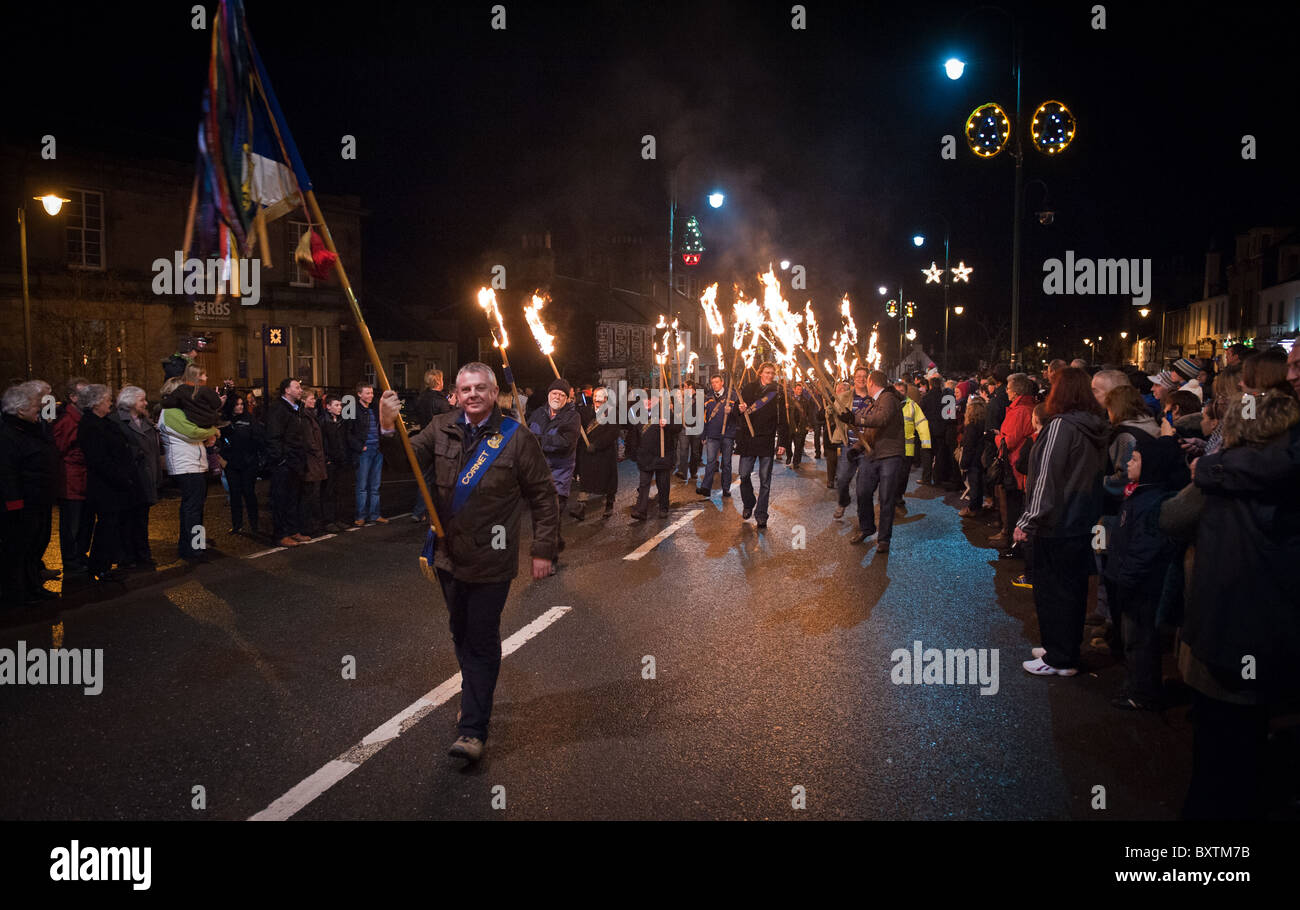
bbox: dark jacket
[115,410,162,505]
[629,418,683,472]
[577,404,620,494]
[300,412,327,483]
[319,413,352,469]
[1102,434,1188,594]
[985,384,1009,435]
[527,403,581,498]
[702,386,740,439]
[847,386,905,460]
[735,380,789,458]
[1182,423,1300,701]
[409,409,560,582]
[412,387,452,429]
[347,400,382,456]
[1,413,57,511]
[1016,409,1109,538]
[218,415,263,472]
[78,411,141,513]
[265,396,308,472]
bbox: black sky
[8,0,1300,360]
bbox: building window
[289,221,314,287]
[362,362,376,387]
[391,362,408,390]
[65,189,105,270]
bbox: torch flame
[700,283,725,337]
[524,292,555,356]
[477,287,508,349]
[804,302,820,353]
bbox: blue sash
[421,417,519,578]
[452,417,519,516]
[749,387,778,412]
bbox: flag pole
[305,190,444,550]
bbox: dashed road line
[623,509,703,561]
[249,605,572,821]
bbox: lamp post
[667,168,722,383]
[18,194,70,380]
[914,216,972,374]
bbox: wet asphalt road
[0,447,1200,820]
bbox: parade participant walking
[838,370,905,552]
[629,394,682,520]
[528,378,580,551]
[573,386,620,520]
[1015,367,1109,677]
[349,382,387,526]
[377,363,558,763]
[698,373,739,497]
[831,370,872,520]
[785,381,814,467]
[674,378,703,482]
[735,362,788,529]
[824,379,851,492]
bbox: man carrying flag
[379,363,558,763]
[734,361,789,529]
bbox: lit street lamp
[18,193,70,380]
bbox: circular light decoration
[1030,100,1076,155]
[964,102,1010,158]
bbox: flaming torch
[524,291,589,446]
[477,287,524,421]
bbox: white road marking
[246,547,286,559]
[249,605,572,821]
[623,509,702,561]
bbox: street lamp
[668,167,722,343]
[707,192,725,209]
[779,259,791,270]
[944,58,966,80]
[18,193,70,380]
[914,214,968,373]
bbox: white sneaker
[1031,647,1046,659]
[1022,657,1077,677]
[833,505,846,520]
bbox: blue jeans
[355,447,383,521]
[836,447,861,508]
[737,454,775,521]
[700,436,734,491]
[855,455,905,543]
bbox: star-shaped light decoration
[922,261,944,284]
[951,261,973,283]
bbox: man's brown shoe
[353,519,365,528]
[373,516,389,524]
[988,533,1010,548]
[292,533,311,542]
[278,537,301,547]
[448,736,483,762]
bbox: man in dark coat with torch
[735,361,789,529]
[379,362,559,764]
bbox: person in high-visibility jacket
[893,380,931,516]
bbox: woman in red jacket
[992,373,1037,553]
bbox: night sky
[9,0,1299,362]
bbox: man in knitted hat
[1171,356,1204,402]
[1147,369,1181,418]
[527,378,580,557]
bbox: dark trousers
[893,454,914,507]
[299,479,322,535]
[935,425,958,483]
[88,507,126,573]
[635,469,671,517]
[58,498,92,571]
[225,465,259,532]
[437,569,512,742]
[124,503,152,564]
[965,465,985,511]
[812,421,825,458]
[826,442,840,487]
[855,455,905,542]
[1183,691,1270,820]
[1117,585,1162,701]
[700,437,734,491]
[271,464,301,539]
[1004,486,1024,533]
[323,465,353,525]
[1031,534,1093,669]
[787,428,808,465]
[2,506,51,602]
[175,473,208,558]
[675,433,702,477]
